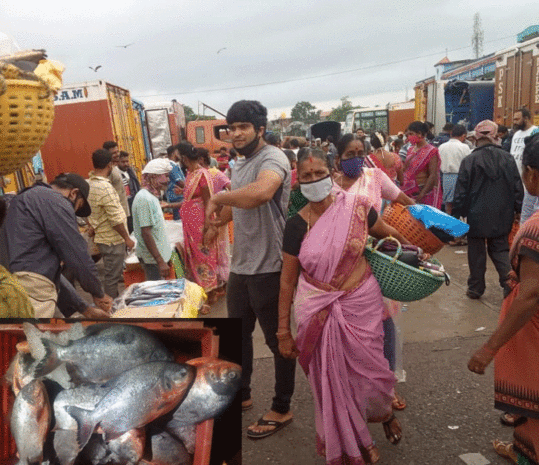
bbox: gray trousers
[97,243,126,299]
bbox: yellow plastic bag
[180,280,207,318]
[33,59,64,94]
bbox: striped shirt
[88,175,127,246]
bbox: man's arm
[451,158,470,219]
[213,170,282,209]
[42,200,105,299]
[57,275,111,318]
[141,226,170,278]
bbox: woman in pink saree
[277,150,404,464]
[197,148,231,284]
[332,135,414,411]
[402,121,443,209]
[180,145,220,313]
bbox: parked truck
[342,101,415,136]
[40,80,147,181]
[414,79,495,133]
[186,119,232,154]
[493,35,539,128]
[143,100,186,158]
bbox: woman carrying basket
[468,131,539,465]
[277,149,407,464]
[333,133,415,412]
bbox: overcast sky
[2,0,539,120]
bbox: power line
[133,34,515,99]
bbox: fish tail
[33,338,62,378]
[65,406,95,450]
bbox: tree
[183,105,197,122]
[183,105,216,122]
[328,96,359,122]
[290,101,321,125]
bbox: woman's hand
[278,333,300,359]
[203,226,218,246]
[467,345,495,375]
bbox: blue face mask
[340,157,364,178]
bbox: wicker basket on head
[0,71,55,176]
[382,203,444,255]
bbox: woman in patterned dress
[468,132,539,465]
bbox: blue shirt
[166,161,185,203]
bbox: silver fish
[146,429,191,465]
[53,384,111,465]
[66,362,196,450]
[82,429,146,465]
[26,323,174,383]
[168,357,241,427]
[10,379,51,465]
[5,352,73,396]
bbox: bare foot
[361,444,380,464]
[242,399,253,411]
[383,414,402,444]
[199,304,211,315]
[247,410,293,436]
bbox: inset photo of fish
[0,318,242,465]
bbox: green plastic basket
[364,237,448,302]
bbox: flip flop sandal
[382,414,402,445]
[500,412,527,427]
[492,440,518,464]
[242,400,253,412]
[246,417,293,439]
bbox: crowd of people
[0,96,538,464]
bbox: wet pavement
[242,245,512,465]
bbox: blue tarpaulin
[408,205,469,237]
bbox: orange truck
[186,119,232,155]
[39,80,147,181]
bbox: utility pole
[472,12,484,59]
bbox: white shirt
[511,125,537,176]
[439,138,471,174]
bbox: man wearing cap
[452,120,524,300]
[132,158,173,280]
[2,174,113,318]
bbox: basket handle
[373,236,402,263]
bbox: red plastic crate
[0,320,219,465]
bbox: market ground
[83,245,512,464]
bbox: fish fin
[65,405,96,450]
[23,322,47,361]
[33,338,61,378]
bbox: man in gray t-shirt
[206,100,295,439]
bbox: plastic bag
[408,204,469,238]
[113,279,186,310]
[33,59,64,93]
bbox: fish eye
[209,372,216,381]
[228,372,237,379]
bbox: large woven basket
[382,203,444,255]
[0,78,55,176]
[364,237,447,302]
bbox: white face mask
[300,175,333,203]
